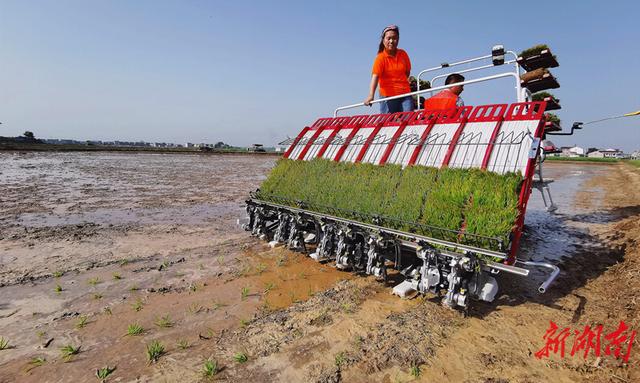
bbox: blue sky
[1,0,639,151]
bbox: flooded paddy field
[1,152,639,382]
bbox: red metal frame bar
[333,114,389,162]
[283,126,310,159]
[378,111,416,165]
[504,101,547,264]
[469,104,508,169]
[406,110,445,166]
[440,106,473,167]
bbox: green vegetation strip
[257,159,523,252]
[546,156,619,163]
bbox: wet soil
[1,152,639,383]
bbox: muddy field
[1,151,639,383]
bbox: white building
[588,148,624,159]
[560,145,585,157]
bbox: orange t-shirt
[372,49,411,97]
[423,89,458,111]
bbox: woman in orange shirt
[364,25,414,114]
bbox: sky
[1,0,639,151]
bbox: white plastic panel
[447,121,497,169]
[385,124,429,167]
[322,128,353,160]
[287,130,317,160]
[486,119,539,174]
[303,129,333,160]
[360,126,401,164]
[341,127,375,163]
[414,123,460,168]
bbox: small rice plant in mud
[241,286,250,301]
[146,340,165,363]
[132,298,144,312]
[239,318,251,328]
[187,303,204,315]
[53,270,64,278]
[255,263,267,274]
[36,330,46,339]
[103,306,113,315]
[76,315,89,329]
[54,284,63,294]
[334,351,346,367]
[60,344,81,362]
[95,366,116,382]
[263,282,276,294]
[176,339,190,350]
[119,258,130,266]
[126,323,144,336]
[112,273,123,280]
[217,255,224,265]
[233,352,248,364]
[129,284,139,292]
[211,301,227,311]
[155,315,174,328]
[410,364,421,378]
[202,358,218,378]
[87,277,101,286]
[26,356,46,371]
[93,293,103,300]
[0,337,11,350]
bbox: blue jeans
[380,95,414,114]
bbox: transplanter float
[241,45,575,309]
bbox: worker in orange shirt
[423,73,465,111]
[364,25,414,114]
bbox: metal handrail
[416,50,522,108]
[334,71,520,117]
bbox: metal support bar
[334,72,520,117]
[517,260,560,293]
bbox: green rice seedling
[146,340,165,363]
[239,318,250,328]
[203,358,218,378]
[241,286,250,301]
[87,277,101,286]
[76,315,89,329]
[410,364,421,378]
[217,255,225,265]
[54,284,63,294]
[129,284,139,292]
[132,298,144,312]
[159,260,170,271]
[233,352,248,364]
[36,330,46,339]
[119,258,130,266]
[27,356,46,370]
[112,273,122,280]
[334,351,346,367]
[177,339,190,350]
[95,366,116,382]
[211,301,227,311]
[155,315,173,328]
[275,254,286,267]
[546,113,561,124]
[255,263,267,274]
[53,270,63,278]
[103,307,113,315]
[532,91,557,102]
[126,323,144,336]
[93,293,103,300]
[187,303,204,315]
[0,337,10,350]
[60,344,81,361]
[263,282,275,293]
[518,44,551,59]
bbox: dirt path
[1,153,639,383]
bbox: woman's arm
[364,74,379,106]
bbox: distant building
[185,142,194,148]
[632,150,640,160]
[588,148,624,159]
[560,145,585,157]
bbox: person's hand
[364,95,374,106]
